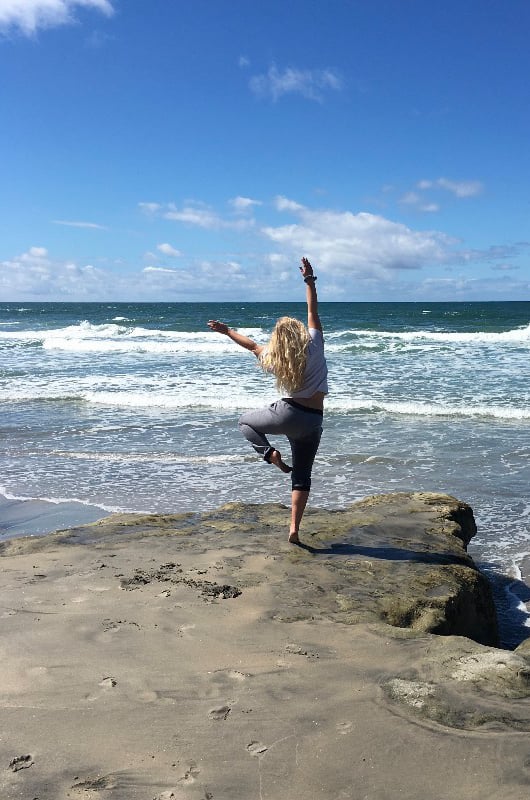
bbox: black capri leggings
[238,399,323,492]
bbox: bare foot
[269,450,292,474]
[288,531,301,545]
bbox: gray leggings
[238,399,323,492]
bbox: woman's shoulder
[308,327,324,344]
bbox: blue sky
[1,0,529,302]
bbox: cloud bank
[2,195,526,301]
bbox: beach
[2,494,530,800]
[1,300,529,645]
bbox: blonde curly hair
[260,317,310,395]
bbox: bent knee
[238,414,251,430]
[291,470,312,491]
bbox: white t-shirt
[289,327,328,399]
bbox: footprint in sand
[71,774,118,794]
[9,754,34,772]
[211,668,250,683]
[208,705,231,721]
[285,643,319,658]
[98,619,141,642]
[226,669,249,681]
[246,741,268,758]
[177,762,200,785]
[205,668,250,699]
[83,676,117,702]
[336,721,354,735]
[176,623,195,637]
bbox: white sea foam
[2,375,528,419]
[502,557,530,630]
[80,390,267,410]
[0,320,266,354]
[51,450,244,464]
[327,323,530,347]
[43,337,241,355]
[326,397,530,420]
[3,320,530,359]
[0,486,119,513]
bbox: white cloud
[140,258,247,298]
[1,245,250,301]
[436,178,484,198]
[238,55,249,68]
[156,243,181,257]
[398,177,483,213]
[274,196,304,213]
[0,0,114,36]
[249,64,342,102]
[399,192,439,213]
[52,219,107,229]
[0,246,107,298]
[138,202,162,215]
[262,198,456,280]
[2,236,526,302]
[143,266,178,274]
[417,177,484,198]
[164,203,224,229]
[400,191,421,206]
[144,200,254,231]
[460,244,519,263]
[27,245,48,258]
[230,196,261,214]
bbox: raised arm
[207,320,264,357]
[299,257,322,332]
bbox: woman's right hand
[207,320,229,335]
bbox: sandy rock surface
[1,493,529,799]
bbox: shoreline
[0,494,108,540]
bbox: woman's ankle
[270,450,292,473]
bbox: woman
[207,257,328,544]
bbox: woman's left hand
[300,257,314,280]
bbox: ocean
[1,300,529,646]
